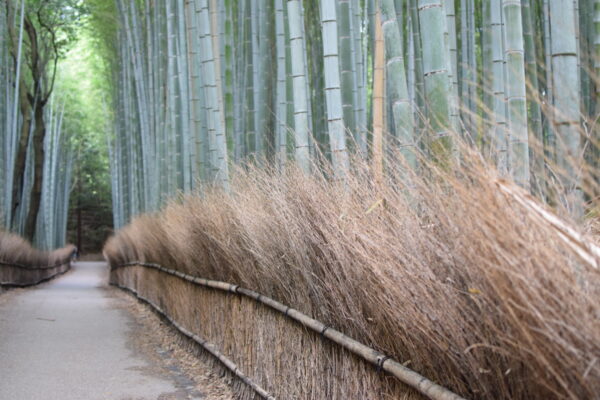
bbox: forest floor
[0,262,235,400]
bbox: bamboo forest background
[96,0,599,230]
[0,0,74,250]
[0,1,111,251]
[2,0,599,243]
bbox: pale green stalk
[379,0,417,171]
[418,0,453,164]
[287,0,310,173]
[321,0,350,178]
[549,0,583,217]
[502,0,531,188]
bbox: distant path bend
[0,261,220,400]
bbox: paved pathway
[0,262,202,400]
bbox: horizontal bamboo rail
[0,257,72,270]
[112,281,276,400]
[0,261,71,287]
[113,261,466,400]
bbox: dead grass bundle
[105,148,600,399]
[0,230,74,286]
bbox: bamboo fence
[112,261,465,400]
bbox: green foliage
[56,26,113,251]
[24,0,88,56]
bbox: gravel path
[0,262,235,400]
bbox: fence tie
[376,355,391,373]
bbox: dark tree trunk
[23,104,46,241]
[10,86,33,228]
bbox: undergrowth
[0,231,74,268]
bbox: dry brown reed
[0,230,74,286]
[105,145,600,400]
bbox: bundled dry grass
[105,148,600,399]
[0,231,74,286]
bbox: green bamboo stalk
[522,0,545,194]
[349,0,367,155]
[409,0,425,132]
[379,0,417,171]
[249,0,260,158]
[338,0,357,142]
[241,0,253,161]
[418,0,453,164]
[482,0,493,155]
[224,0,234,145]
[197,0,230,189]
[275,0,287,170]
[543,0,556,165]
[549,0,583,216]
[594,0,600,172]
[286,0,310,173]
[6,0,25,226]
[491,0,508,174]
[321,0,350,178]
[502,0,531,189]
[176,0,192,193]
[444,0,460,134]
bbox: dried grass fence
[104,152,600,400]
[112,261,463,400]
[0,231,74,287]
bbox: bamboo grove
[0,0,75,249]
[98,0,599,228]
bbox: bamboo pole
[418,0,454,165]
[286,0,311,173]
[491,0,509,174]
[373,8,384,184]
[502,0,531,189]
[549,0,583,217]
[321,0,350,179]
[379,0,417,172]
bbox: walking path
[0,262,231,400]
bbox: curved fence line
[113,281,276,399]
[0,262,70,287]
[113,261,465,400]
[0,257,72,271]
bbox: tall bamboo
[444,0,460,134]
[522,0,545,193]
[491,0,508,174]
[321,0,350,178]
[338,0,357,140]
[275,0,287,170]
[549,0,582,216]
[379,0,417,171]
[287,0,310,173]
[373,9,384,183]
[502,0,530,188]
[418,0,453,163]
